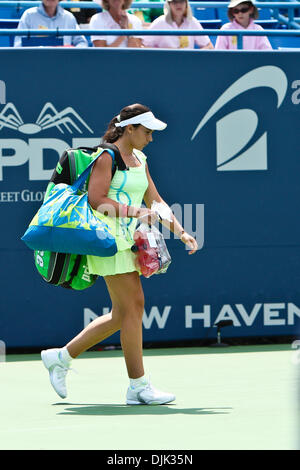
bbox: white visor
[115,111,167,131]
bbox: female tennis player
[41,103,198,405]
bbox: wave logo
[191,66,288,171]
[0,102,94,135]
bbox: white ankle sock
[130,375,148,390]
[59,347,72,365]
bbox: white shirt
[90,10,143,47]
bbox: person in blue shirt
[14,0,88,47]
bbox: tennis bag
[31,143,126,290]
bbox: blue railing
[0,1,296,9]
[1,27,299,49]
[0,1,299,49]
[0,1,297,7]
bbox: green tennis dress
[87,149,149,277]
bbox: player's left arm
[144,163,198,254]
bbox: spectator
[14,0,88,47]
[215,0,272,50]
[90,0,143,48]
[142,0,214,49]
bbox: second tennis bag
[34,249,97,290]
[23,144,126,290]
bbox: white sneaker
[41,348,71,399]
[126,382,175,405]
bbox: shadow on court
[54,403,232,416]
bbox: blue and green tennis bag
[24,143,126,290]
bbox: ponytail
[102,103,151,143]
[102,115,124,143]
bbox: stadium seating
[191,4,222,28]
[255,19,280,28]
[257,7,272,19]
[0,2,26,20]
[0,18,18,46]
[192,5,218,20]
[21,37,64,46]
[270,35,300,49]
[216,6,229,24]
[0,2,299,49]
[198,18,222,29]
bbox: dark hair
[102,103,151,143]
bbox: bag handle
[71,148,115,192]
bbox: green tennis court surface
[0,344,298,450]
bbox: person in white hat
[215,0,272,50]
[143,0,213,49]
[41,103,198,405]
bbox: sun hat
[228,0,258,19]
[229,0,254,7]
[115,111,167,130]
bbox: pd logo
[191,66,288,171]
[0,80,100,181]
[0,102,93,135]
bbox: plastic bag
[131,223,171,278]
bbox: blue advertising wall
[0,48,300,348]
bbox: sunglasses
[232,6,251,14]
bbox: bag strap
[76,143,127,173]
[72,148,115,192]
[98,142,128,172]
